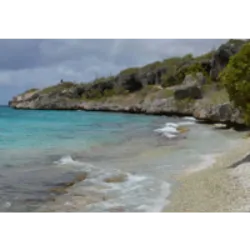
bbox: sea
[0,106,245,212]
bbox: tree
[220,42,250,124]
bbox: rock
[193,102,244,125]
[103,173,128,183]
[210,42,244,80]
[8,40,249,126]
[174,85,202,100]
[177,126,190,133]
[196,72,206,85]
[138,67,167,86]
[182,73,206,86]
[213,123,228,129]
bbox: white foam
[126,173,148,183]
[98,172,171,212]
[178,121,195,126]
[53,163,172,212]
[154,119,196,139]
[183,116,196,121]
[163,132,177,139]
[154,123,179,134]
[145,181,171,212]
[165,122,179,128]
[54,155,94,171]
[54,155,79,165]
[187,153,220,173]
[3,202,11,209]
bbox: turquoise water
[0,106,245,212]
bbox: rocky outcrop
[210,40,245,80]
[138,66,167,86]
[193,103,244,125]
[9,40,249,126]
[174,85,202,100]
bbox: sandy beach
[164,137,250,212]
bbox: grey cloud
[0,32,244,38]
[0,39,227,72]
[0,39,43,70]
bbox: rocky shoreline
[8,40,248,127]
[9,93,245,127]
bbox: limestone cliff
[9,39,247,126]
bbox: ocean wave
[183,116,196,121]
[54,155,80,165]
[54,155,94,172]
[82,172,171,212]
[47,155,170,216]
[154,119,196,139]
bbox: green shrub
[161,74,179,87]
[164,89,174,98]
[220,42,250,124]
[137,85,156,98]
[141,61,162,73]
[41,82,76,94]
[119,67,139,76]
[93,76,115,84]
[23,88,39,94]
[227,39,246,47]
[179,62,207,78]
[195,51,214,61]
[103,89,116,97]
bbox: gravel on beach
[164,138,250,212]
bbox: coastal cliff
[9,39,247,126]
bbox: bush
[24,88,39,94]
[161,74,179,87]
[220,42,250,124]
[119,67,139,76]
[178,62,208,79]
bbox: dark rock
[174,85,202,100]
[117,73,143,92]
[210,42,244,80]
[138,67,167,86]
[90,80,114,93]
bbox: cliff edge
[9,39,247,126]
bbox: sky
[0,39,227,104]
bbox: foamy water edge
[163,137,250,212]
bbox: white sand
[164,138,250,212]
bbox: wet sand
[164,138,250,212]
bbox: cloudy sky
[0,39,227,104]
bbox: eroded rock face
[210,42,244,80]
[174,86,202,100]
[138,67,167,86]
[9,40,249,126]
[193,102,245,125]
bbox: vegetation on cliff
[23,49,216,101]
[220,42,250,124]
[10,39,250,126]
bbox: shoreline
[3,105,250,212]
[9,106,248,132]
[163,138,250,212]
